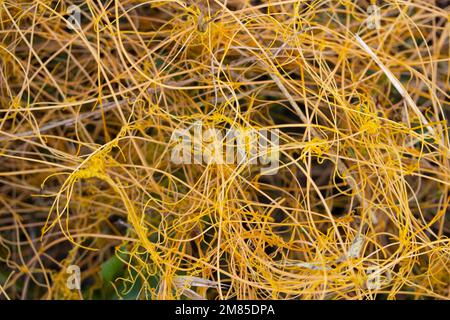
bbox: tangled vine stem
[0,0,449,300]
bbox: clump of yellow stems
[0,0,449,300]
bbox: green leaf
[101,254,125,283]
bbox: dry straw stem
[0,0,449,300]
